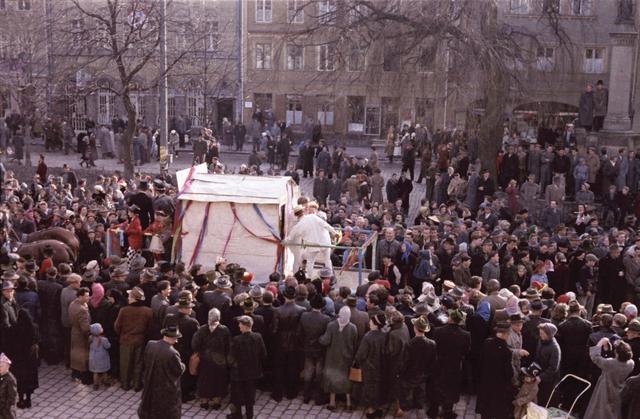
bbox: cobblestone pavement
[19,364,479,418]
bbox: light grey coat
[584,345,634,419]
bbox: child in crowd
[513,363,541,419]
[89,323,111,390]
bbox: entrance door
[216,98,234,132]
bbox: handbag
[349,364,362,383]
[189,352,200,375]
[148,235,164,253]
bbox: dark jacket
[298,310,331,356]
[400,334,436,385]
[229,331,267,382]
[522,314,550,365]
[431,324,471,403]
[477,337,515,418]
[114,302,152,346]
[162,312,199,363]
[138,340,185,419]
[621,374,640,419]
[128,191,154,229]
[271,301,305,352]
[557,316,592,377]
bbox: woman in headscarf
[89,283,109,328]
[319,306,358,411]
[191,308,231,410]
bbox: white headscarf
[337,306,351,332]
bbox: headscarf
[90,283,104,309]
[337,306,351,332]
[476,300,491,322]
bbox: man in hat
[228,315,267,419]
[139,268,159,304]
[0,277,18,353]
[114,287,152,391]
[521,299,551,367]
[624,319,640,377]
[138,325,185,419]
[298,294,331,404]
[599,244,626,311]
[477,321,515,419]
[506,313,528,381]
[68,287,92,383]
[395,316,436,416]
[127,179,154,230]
[240,297,264,336]
[78,230,105,267]
[37,267,64,364]
[150,280,171,340]
[428,309,471,419]
[152,179,175,218]
[163,296,199,403]
[203,276,233,313]
[271,286,306,401]
[103,266,130,295]
[59,273,81,367]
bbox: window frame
[287,44,304,71]
[256,0,272,24]
[255,42,273,70]
[318,0,337,25]
[571,0,592,16]
[583,47,604,74]
[17,0,31,11]
[288,0,304,23]
[509,0,530,14]
[535,46,555,72]
[317,44,335,71]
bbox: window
[542,0,560,13]
[509,0,529,14]
[317,102,334,126]
[584,47,604,73]
[535,47,554,71]
[286,96,303,125]
[71,19,84,48]
[383,42,400,72]
[130,93,146,122]
[365,106,380,135]
[347,43,366,71]
[318,0,337,24]
[317,44,335,71]
[176,24,192,50]
[256,0,272,23]
[187,89,204,125]
[17,0,30,11]
[571,0,592,16]
[254,93,273,111]
[287,44,303,70]
[415,98,434,127]
[349,3,367,23]
[288,0,304,23]
[347,96,365,132]
[255,43,272,69]
[98,90,116,125]
[0,36,10,60]
[418,46,435,73]
[206,22,219,51]
[168,97,176,118]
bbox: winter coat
[584,345,634,419]
[400,334,436,385]
[319,320,357,394]
[593,88,609,117]
[355,329,387,408]
[7,310,38,394]
[534,337,561,406]
[68,299,91,372]
[298,310,331,357]
[477,337,514,418]
[229,331,266,382]
[114,303,152,346]
[431,324,471,404]
[0,372,17,419]
[621,374,640,419]
[89,335,111,373]
[191,324,231,398]
[370,173,384,205]
[557,316,592,378]
[578,91,595,127]
[138,340,185,419]
[37,279,63,362]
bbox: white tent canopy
[174,170,299,282]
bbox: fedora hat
[1,270,19,281]
[127,286,145,301]
[249,285,264,300]
[599,304,615,315]
[141,268,156,282]
[177,297,195,308]
[213,275,232,289]
[130,256,146,271]
[524,288,541,299]
[2,281,15,291]
[161,325,182,339]
[241,297,258,312]
[112,266,129,277]
[411,316,431,333]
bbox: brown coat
[114,303,153,346]
[68,299,90,372]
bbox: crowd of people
[2,99,640,419]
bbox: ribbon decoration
[230,202,283,272]
[170,165,197,263]
[188,201,212,268]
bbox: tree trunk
[122,93,136,178]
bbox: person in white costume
[285,201,337,278]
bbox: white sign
[244,101,253,109]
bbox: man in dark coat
[271,286,305,401]
[312,170,331,206]
[163,297,199,403]
[138,326,185,419]
[428,309,471,419]
[37,268,63,364]
[298,294,330,404]
[476,322,515,419]
[500,145,519,189]
[397,316,436,416]
[599,244,626,310]
[521,299,551,366]
[228,315,267,419]
[578,84,595,131]
[127,180,154,229]
[476,170,495,208]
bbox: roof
[178,173,296,205]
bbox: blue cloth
[89,335,112,373]
[476,301,491,322]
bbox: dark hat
[127,286,145,301]
[2,281,15,290]
[509,313,525,323]
[177,297,195,308]
[157,261,173,274]
[310,294,326,310]
[368,270,381,281]
[414,304,429,315]
[283,286,296,300]
[371,313,387,328]
[599,304,615,314]
[130,256,147,271]
[411,316,430,333]
[153,179,166,191]
[112,266,129,277]
[141,268,156,282]
[530,299,544,311]
[449,286,465,300]
[448,309,466,326]
[495,321,511,332]
[241,297,258,312]
[346,294,357,307]
[128,204,141,214]
[521,362,542,378]
[161,325,182,338]
[524,288,541,299]
[25,260,38,273]
[627,319,640,333]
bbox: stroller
[524,374,591,419]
